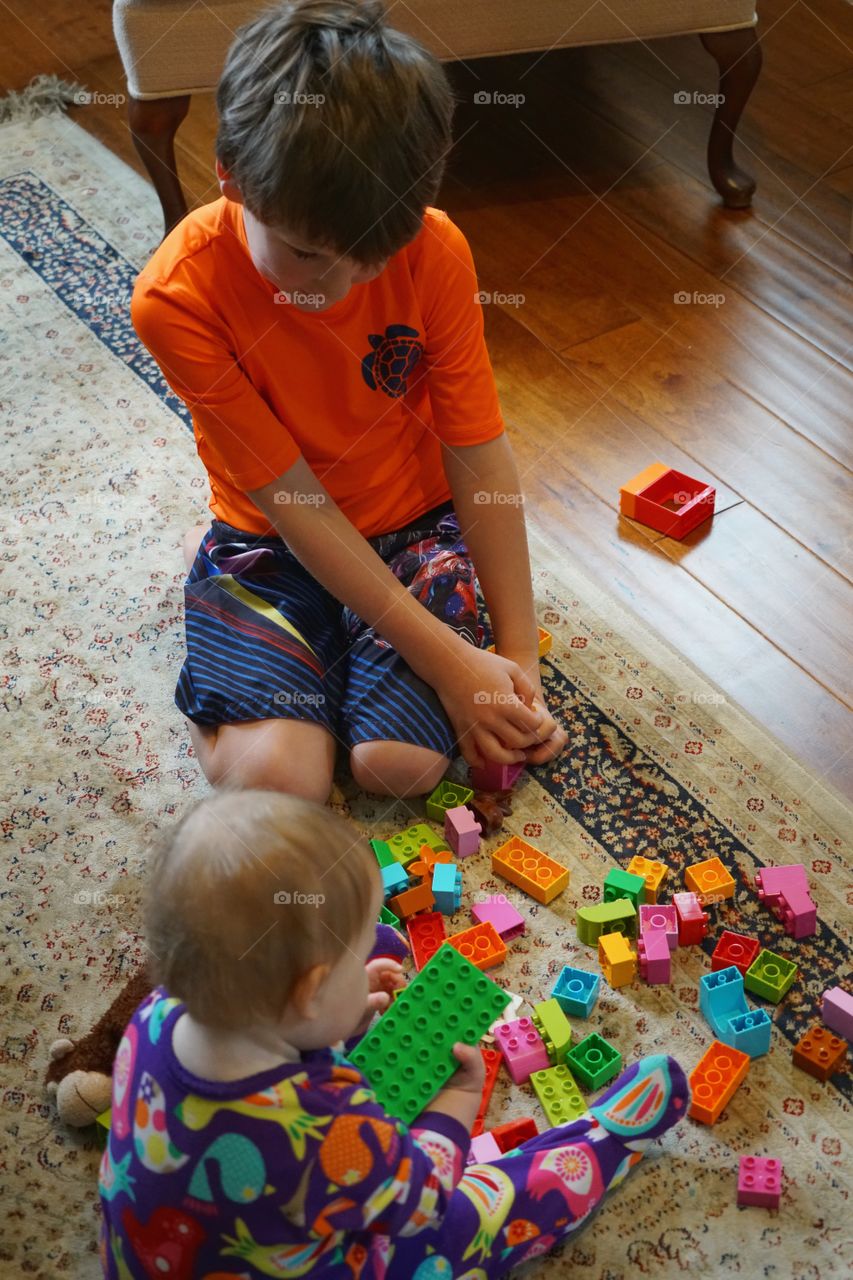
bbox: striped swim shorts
[176,499,488,760]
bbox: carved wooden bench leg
[127,93,191,235]
[699,26,763,209]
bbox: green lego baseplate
[349,944,512,1124]
[603,867,646,911]
[576,898,637,945]
[744,948,798,1002]
[531,1064,587,1127]
[425,780,474,823]
[566,1032,622,1090]
[387,823,452,868]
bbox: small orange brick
[792,1025,847,1082]
[684,856,735,904]
[689,1041,750,1124]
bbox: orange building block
[689,1041,750,1124]
[537,626,552,657]
[492,836,569,905]
[408,844,454,882]
[792,1025,847,1082]
[471,1045,502,1136]
[387,881,434,921]
[684,856,735,904]
[445,921,507,971]
[626,855,669,903]
[598,932,637,987]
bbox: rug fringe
[0,74,86,125]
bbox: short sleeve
[413,213,506,447]
[131,275,302,490]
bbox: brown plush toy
[45,967,153,1127]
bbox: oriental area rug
[1,111,850,1280]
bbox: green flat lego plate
[349,944,511,1124]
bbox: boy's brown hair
[144,789,379,1029]
[215,0,456,266]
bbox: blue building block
[381,863,409,901]
[552,965,600,1018]
[432,862,462,914]
[699,964,771,1058]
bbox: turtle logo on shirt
[361,324,424,398]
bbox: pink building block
[638,928,671,984]
[467,1131,502,1164]
[493,1016,550,1084]
[638,904,678,951]
[775,888,817,939]
[672,891,709,944]
[821,987,853,1041]
[756,864,816,939]
[444,805,482,858]
[755,864,808,903]
[469,760,526,791]
[471,894,526,940]
[737,1155,782,1208]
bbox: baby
[98,791,689,1277]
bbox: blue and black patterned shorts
[176,499,486,759]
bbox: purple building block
[469,760,526,792]
[821,987,853,1041]
[638,904,678,951]
[444,805,482,858]
[471,894,525,940]
[493,1016,550,1084]
[638,928,671,984]
[737,1155,782,1208]
[467,1131,502,1164]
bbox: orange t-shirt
[131,198,506,537]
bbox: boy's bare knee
[350,740,449,798]
[196,720,334,804]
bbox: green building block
[371,838,396,869]
[566,1032,622,1090]
[603,867,646,911]
[744,949,797,1002]
[531,1064,587,1127]
[349,945,511,1125]
[387,823,451,868]
[378,904,401,929]
[425,780,474,824]
[94,1107,111,1150]
[531,998,572,1065]
[576,898,637,945]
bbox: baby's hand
[365,957,406,1015]
[445,1042,486,1096]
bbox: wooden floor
[4,0,852,798]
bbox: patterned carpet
[1,114,850,1280]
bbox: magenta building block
[821,987,853,1041]
[493,1016,550,1084]
[756,864,816,939]
[638,904,678,951]
[737,1155,782,1208]
[444,805,482,859]
[775,888,817,940]
[467,1131,502,1164]
[638,928,671,984]
[469,760,526,791]
[471,895,526,941]
[755,864,808,904]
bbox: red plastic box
[620,462,716,539]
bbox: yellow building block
[598,932,637,987]
[627,855,669,903]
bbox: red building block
[471,1045,502,1137]
[491,1117,539,1152]
[638,928,671,984]
[688,1041,750,1124]
[792,1025,848,1082]
[620,463,716,539]
[445,921,507,971]
[493,1017,550,1084]
[406,912,447,972]
[738,1156,782,1208]
[712,930,761,977]
[673,891,709,945]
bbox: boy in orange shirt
[133,0,567,801]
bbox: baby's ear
[291,962,331,1020]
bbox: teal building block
[566,1032,622,1091]
[370,838,396,869]
[388,823,451,868]
[576,899,637,945]
[723,1008,772,1058]
[700,965,749,1037]
[349,945,511,1124]
[425,780,474,824]
[432,862,462,914]
[531,1064,587,1127]
[552,966,600,1018]
[603,867,646,911]
[381,863,409,900]
[745,949,797,1002]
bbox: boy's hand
[432,646,564,769]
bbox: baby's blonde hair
[144,790,378,1029]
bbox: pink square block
[444,805,482,858]
[822,987,853,1041]
[467,1131,502,1164]
[638,904,678,951]
[775,888,817,939]
[493,1016,550,1084]
[469,761,526,792]
[638,928,671,984]
[737,1155,782,1208]
[471,895,526,940]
